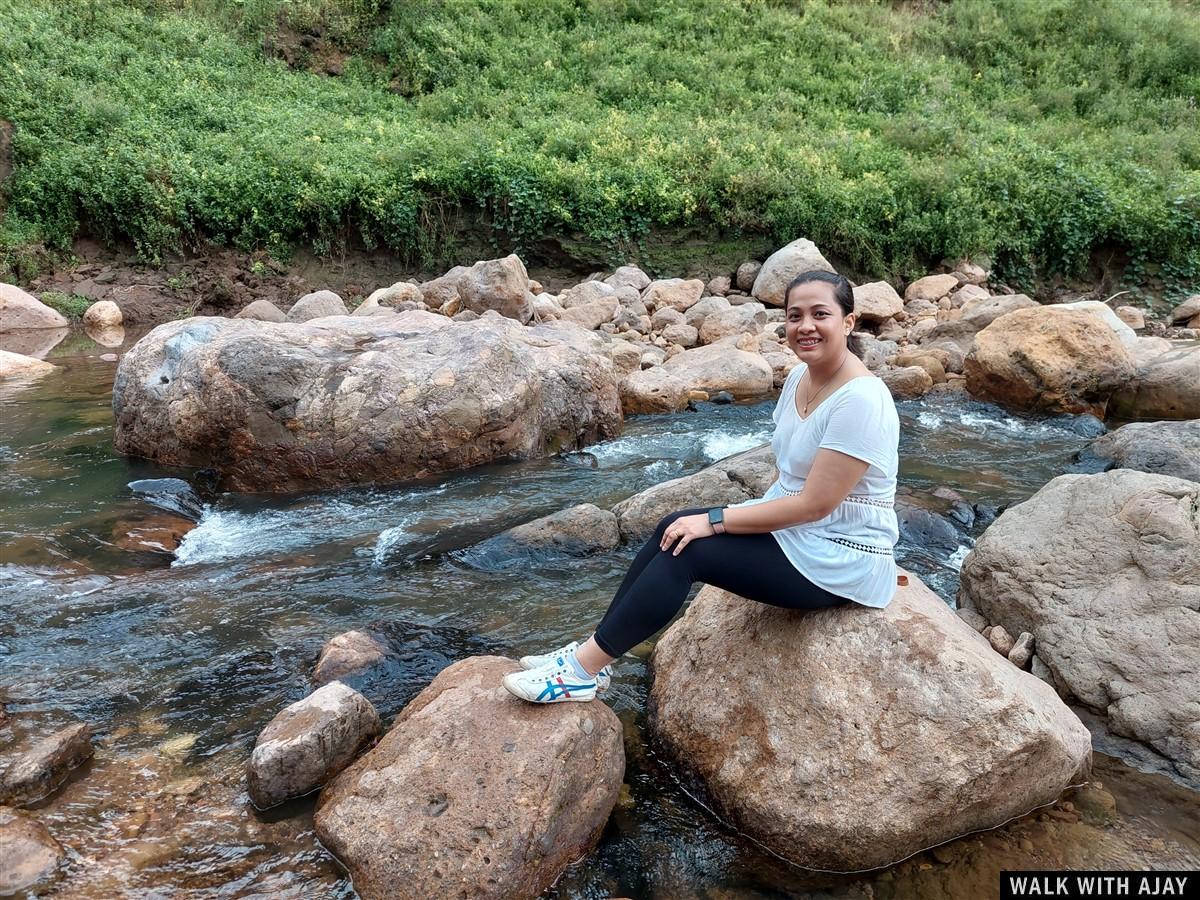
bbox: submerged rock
[0,722,94,805]
[465,503,620,568]
[648,577,1091,871]
[1078,420,1200,483]
[0,806,64,894]
[0,349,56,378]
[314,656,623,900]
[127,477,206,521]
[313,630,389,687]
[247,681,381,809]
[113,314,622,492]
[960,470,1200,784]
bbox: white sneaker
[503,659,600,703]
[519,640,612,693]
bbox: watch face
[708,508,723,524]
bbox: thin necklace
[800,349,849,416]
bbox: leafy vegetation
[1,0,1197,291]
[37,291,90,320]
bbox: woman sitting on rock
[503,270,900,703]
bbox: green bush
[0,0,1197,291]
[38,291,90,319]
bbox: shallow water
[1,332,1196,898]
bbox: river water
[1,330,1197,898]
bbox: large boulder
[0,806,64,894]
[650,577,1091,871]
[460,257,536,324]
[964,307,1136,416]
[560,297,618,331]
[314,656,624,900]
[113,313,623,492]
[852,281,904,325]
[0,723,93,805]
[1079,420,1200,483]
[652,578,1094,873]
[959,471,1200,784]
[419,265,469,309]
[287,290,348,322]
[0,349,56,378]
[604,265,651,293]
[661,343,773,400]
[558,280,617,310]
[1109,339,1200,421]
[0,284,69,331]
[247,681,381,809]
[1170,295,1200,325]
[1054,299,1138,349]
[751,239,833,307]
[612,444,776,541]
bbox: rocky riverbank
[1,238,1198,896]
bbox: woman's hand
[660,513,715,556]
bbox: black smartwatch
[708,507,726,535]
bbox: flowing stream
[1,331,1197,898]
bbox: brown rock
[649,575,1091,871]
[0,723,94,805]
[0,349,56,378]
[313,630,389,687]
[620,367,692,414]
[113,314,622,492]
[1109,339,1200,421]
[82,299,123,328]
[853,281,904,325]
[419,265,469,309]
[960,470,1200,783]
[698,304,767,345]
[287,290,348,322]
[0,284,69,331]
[706,275,732,296]
[879,365,934,400]
[642,278,705,313]
[988,625,1016,657]
[736,260,762,292]
[751,239,834,307]
[893,352,947,384]
[247,681,381,809]
[1169,295,1200,325]
[112,514,196,554]
[1009,632,1035,669]
[904,274,959,303]
[455,256,536,323]
[235,298,287,322]
[314,656,624,900]
[484,503,621,558]
[0,806,64,894]
[661,343,773,399]
[604,265,651,293]
[1115,305,1145,329]
[964,307,1136,416]
[366,281,423,309]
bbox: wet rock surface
[649,576,1092,871]
[0,722,94,805]
[314,655,624,900]
[247,681,381,809]
[461,503,621,568]
[0,805,65,894]
[1078,419,1200,482]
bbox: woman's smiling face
[784,281,853,361]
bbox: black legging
[592,508,851,658]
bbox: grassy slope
[1,0,1198,291]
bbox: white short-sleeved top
[731,363,900,608]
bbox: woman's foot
[518,640,612,693]
[503,658,601,703]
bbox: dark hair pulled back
[783,270,863,359]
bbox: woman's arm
[659,448,869,555]
[723,448,869,534]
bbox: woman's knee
[653,507,706,538]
